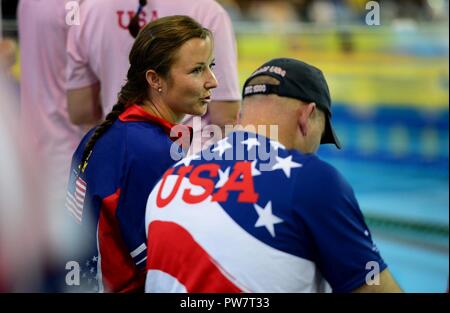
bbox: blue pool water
[320,156,449,292]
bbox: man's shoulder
[183,0,229,21]
[200,0,228,11]
[290,151,342,182]
[288,151,352,204]
[78,0,130,22]
[80,0,119,10]
[184,0,226,10]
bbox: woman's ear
[297,102,316,137]
[145,69,162,91]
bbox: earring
[158,87,162,93]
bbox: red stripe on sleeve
[98,189,145,292]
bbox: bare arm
[352,268,403,293]
[67,82,103,126]
[208,100,241,137]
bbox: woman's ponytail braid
[79,101,126,172]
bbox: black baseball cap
[242,58,341,149]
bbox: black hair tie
[128,0,149,38]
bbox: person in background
[67,0,240,151]
[17,1,92,289]
[18,0,89,192]
[0,72,48,292]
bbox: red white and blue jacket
[144,131,387,293]
[65,104,186,292]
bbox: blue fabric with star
[65,113,184,292]
[181,130,387,293]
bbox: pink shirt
[0,74,49,291]
[18,0,83,193]
[66,0,240,121]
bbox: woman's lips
[201,96,211,104]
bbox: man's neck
[238,121,295,150]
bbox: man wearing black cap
[240,57,341,153]
[143,58,402,293]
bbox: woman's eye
[209,63,216,70]
[192,67,203,74]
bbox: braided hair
[128,0,148,38]
[79,15,212,171]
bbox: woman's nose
[205,68,218,90]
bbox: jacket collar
[119,104,192,143]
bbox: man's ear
[297,102,316,137]
[145,69,162,91]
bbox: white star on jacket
[239,160,261,180]
[251,160,261,176]
[241,138,260,151]
[175,153,201,167]
[271,155,302,178]
[270,140,286,151]
[254,201,283,237]
[212,138,233,157]
[216,167,230,188]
